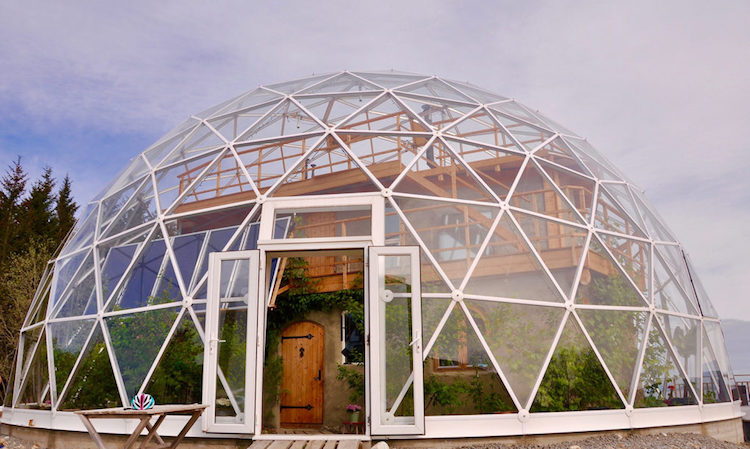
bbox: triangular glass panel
[3,352,16,407]
[49,319,96,396]
[657,314,701,395]
[488,109,555,153]
[101,177,158,239]
[338,93,430,132]
[563,137,622,181]
[236,99,323,142]
[489,101,553,130]
[106,306,179,398]
[98,179,142,236]
[353,72,428,89]
[514,210,588,297]
[685,254,718,318]
[422,297,453,347]
[296,93,380,127]
[701,330,732,403]
[509,160,582,223]
[144,311,204,404]
[194,93,244,120]
[25,270,52,327]
[600,183,646,230]
[191,303,207,332]
[654,253,698,315]
[634,320,698,407]
[594,187,646,238]
[235,134,322,192]
[143,127,196,169]
[536,160,596,223]
[16,328,49,409]
[533,137,592,177]
[207,101,278,142]
[155,125,225,169]
[395,78,476,103]
[576,236,647,307]
[212,88,283,118]
[598,232,650,297]
[465,213,563,302]
[99,155,152,202]
[578,309,649,400]
[55,253,98,318]
[170,150,256,215]
[59,323,121,410]
[154,149,224,214]
[530,109,580,137]
[655,244,697,306]
[99,225,153,305]
[165,229,205,295]
[531,314,624,411]
[107,228,181,311]
[392,138,496,203]
[297,72,381,94]
[444,110,520,150]
[49,250,90,310]
[263,73,334,95]
[19,327,43,380]
[444,138,525,201]
[339,133,426,188]
[29,285,51,326]
[396,94,477,131]
[384,203,452,293]
[60,209,97,256]
[703,322,734,400]
[272,135,380,197]
[394,196,498,288]
[442,79,508,104]
[467,299,564,407]
[424,304,516,415]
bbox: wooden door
[280,321,324,425]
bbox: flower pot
[348,411,360,422]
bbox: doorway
[280,321,325,426]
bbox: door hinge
[366,334,370,346]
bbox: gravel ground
[452,433,749,449]
[0,434,41,449]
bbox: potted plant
[346,404,361,422]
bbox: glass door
[203,250,259,433]
[368,246,424,435]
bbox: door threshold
[253,434,370,441]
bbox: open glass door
[368,246,424,435]
[203,250,259,433]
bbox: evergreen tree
[0,157,28,265]
[19,167,57,245]
[55,174,78,241]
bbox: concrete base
[2,417,745,449]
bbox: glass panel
[397,95,476,131]
[531,315,624,411]
[297,93,380,127]
[515,210,588,298]
[655,244,696,307]
[59,324,121,410]
[601,183,646,230]
[685,254,718,318]
[235,134,324,193]
[56,253,98,318]
[215,88,283,118]
[49,251,89,309]
[143,128,195,168]
[264,74,334,95]
[704,322,734,391]
[424,304,516,415]
[101,177,158,239]
[339,133,425,189]
[154,150,224,213]
[60,209,97,256]
[594,188,646,238]
[395,78,475,103]
[444,110,512,148]
[208,101,278,141]
[634,319,697,407]
[466,300,564,407]
[106,307,179,399]
[563,138,625,182]
[654,253,698,315]
[98,179,142,236]
[576,236,647,307]
[632,192,675,242]
[422,297,453,348]
[578,310,649,400]
[50,319,96,396]
[658,314,700,399]
[445,138,525,201]
[510,161,581,223]
[465,213,562,302]
[275,206,371,239]
[599,233,650,297]
[488,110,555,153]
[99,226,152,306]
[298,72,380,94]
[274,136,380,196]
[338,94,429,132]
[394,196,498,288]
[537,160,595,222]
[164,124,225,162]
[490,101,552,130]
[236,99,323,142]
[442,80,508,104]
[353,72,427,89]
[215,258,250,424]
[393,138,496,203]
[702,325,731,403]
[534,138,592,177]
[16,329,49,409]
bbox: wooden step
[248,440,363,449]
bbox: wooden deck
[248,439,367,449]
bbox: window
[341,312,365,364]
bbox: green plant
[336,365,365,404]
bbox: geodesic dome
[5,71,738,437]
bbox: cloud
[0,0,748,318]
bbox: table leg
[78,415,108,449]
[140,414,167,449]
[123,417,152,449]
[168,411,202,449]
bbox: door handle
[315,370,322,381]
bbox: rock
[568,446,581,449]
[372,442,389,449]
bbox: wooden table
[75,404,207,449]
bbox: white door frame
[202,250,260,434]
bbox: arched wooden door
[280,321,324,425]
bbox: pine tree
[19,167,57,246]
[55,174,78,241]
[0,157,28,265]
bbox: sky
[0,1,748,319]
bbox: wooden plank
[247,441,272,449]
[289,441,308,449]
[267,441,294,449]
[336,441,360,449]
[322,441,337,449]
[304,441,325,449]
